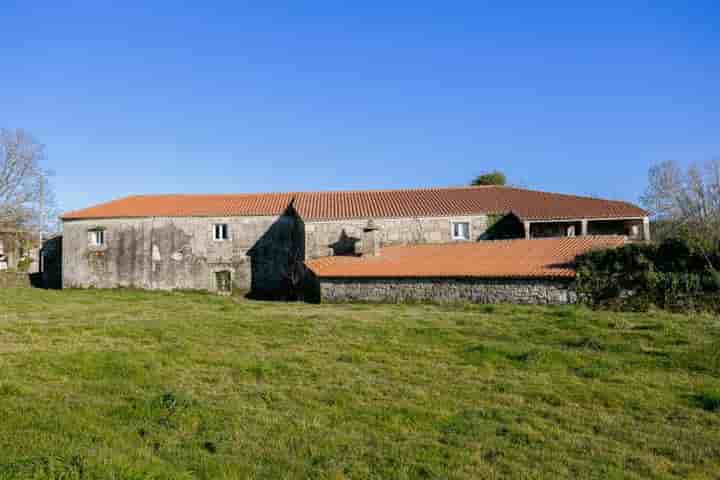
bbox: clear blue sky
[2,1,718,213]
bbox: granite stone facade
[317,277,577,305]
[305,215,489,258]
[62,212,491,295]
[62,212,304,296]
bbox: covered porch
[522,217,650,241]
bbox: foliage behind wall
[576,237,720,312]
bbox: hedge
[576,238,720,312]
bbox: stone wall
[62,212,490,294]
[62,212,303,295]
[317,277,577,305]
[0,272,30,288]
[305,215,488,258]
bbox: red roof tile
[61,186,646,221]
[305,236,626,279]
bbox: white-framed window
[452,221,470,240]
[89,229,105,246]
[213,223,229,241]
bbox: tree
[642,159,720,221]
[471,170,506,186]
[0,129,57,236]
[641,159,720,269]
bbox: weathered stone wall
[305,215,488,258]
[0,272,30,288]
[62,213,489,292]
[62,214,302,294]
[317,277,577,305]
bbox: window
[215,270,232,294]
[89,229,105,246]
[213,223,229,241]
[452,222,470,240]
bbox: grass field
[0,288,719,479]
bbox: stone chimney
[361,220,381,257]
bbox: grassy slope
[0,289,718,480]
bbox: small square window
[452,222,470,240]
[213,224,229,241]
[89,230,105,246]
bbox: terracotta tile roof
[305,236,626,279]
[61,186,646,222]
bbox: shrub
[576,237,720,313]
[694,389,720,412]
[15,255,33,272]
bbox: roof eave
[309,274,577,280]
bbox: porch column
[523,221,531,239]
[643,217,651,242]
[580,219,588,236]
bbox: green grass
[0,289,719,479]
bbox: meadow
[0,288,718,479]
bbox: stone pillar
[523,221,531,240]
[643,217,651,242]
[581,219,588,236]
[362,220,381,256]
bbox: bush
[694,389,720,412]
[15,255,33,272]
[576,237,720,313]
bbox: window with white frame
[89,229,105,246]
[452,221,470,240]
[213,223,229,241]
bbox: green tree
[471,171,506,186]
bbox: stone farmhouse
[60,185,648,303]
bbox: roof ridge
[62,186,647,221]
[118,185,505,198]
[111,185,636,207]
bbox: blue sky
[1,1,718,213]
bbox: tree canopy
[641,159,720,269]
[471,171,506,186]
[0,128,57,235]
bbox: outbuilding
[305,236,627,304]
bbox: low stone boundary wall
[0,272,31,289]
[318,277,577,304]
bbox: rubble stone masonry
[317,277,576,304]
